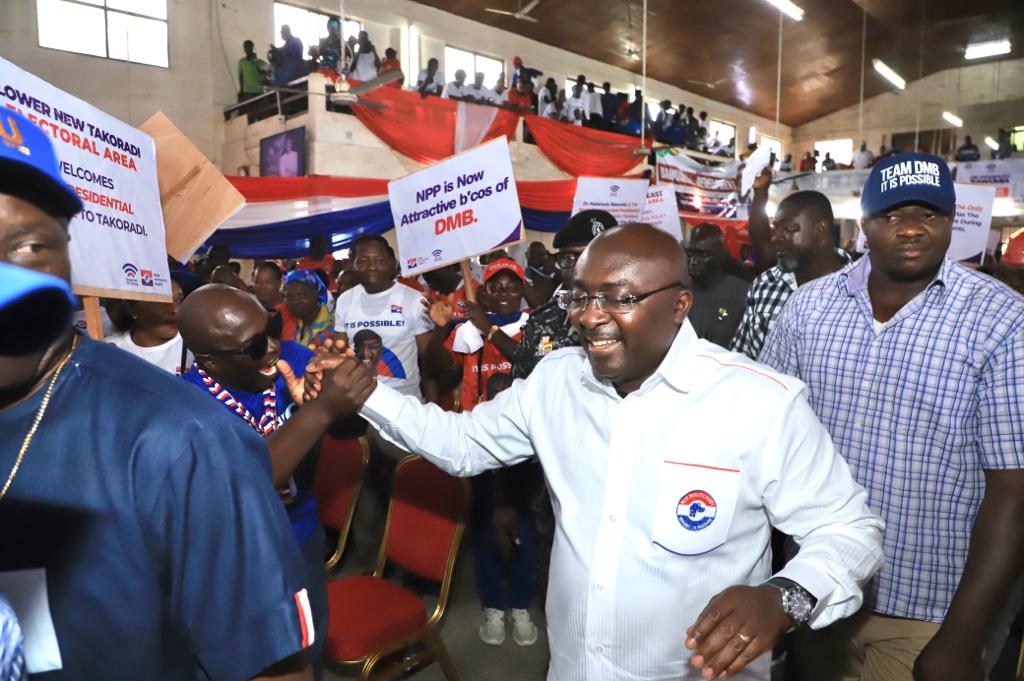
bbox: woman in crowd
[282,268,334,349]
[107,277,192,375]
[424,259,539,648]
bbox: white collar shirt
[415,69,444,93]
[361,320,883,681]
[442,81,471,99]
[565,96,587,125]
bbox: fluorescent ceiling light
[965,39,1011,60]
[942,111,963,127]
[872,59,906,90]
[985,136,999,150]
[761,0,804,21]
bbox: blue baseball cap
[0,262,76,355]
[861,152,956,218]
[0,108,83,219]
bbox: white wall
[790,58,1024,158]
[0,0,251,166]
[1,0,792,167]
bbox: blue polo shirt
[181,341,319,545]
[0,336,310,680]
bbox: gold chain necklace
[0,335,79,502]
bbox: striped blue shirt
[760,256,1024,621]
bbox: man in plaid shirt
[761,152,1024,681]
[729,176,850,359]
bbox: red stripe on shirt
[695,354,789,391]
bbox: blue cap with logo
[0,108,83,219]
[0,262,76,355]
[861,151,956,218]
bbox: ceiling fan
[485,0,540,23]
[328,69,403,109]
[687,59,728,89]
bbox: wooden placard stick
[82,296,104,340]
[459,260,477,303]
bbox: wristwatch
[764,577,816,629]
[487,324,500,341]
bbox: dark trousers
[301,525,328,680]
[472,475,538,610]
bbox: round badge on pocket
[677,490,717,531]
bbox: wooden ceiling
[416,0,1024,126]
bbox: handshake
[280,338,377,420]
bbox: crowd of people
[241,18,1023,167]
[240,18,742,149]
[5,40,1024,681]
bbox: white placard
[0,57,170,299]
[640,185,683,240]
[948,183,996,263]
[740,144,773,196]
[854,182,995,263]
[388,137,523,277]
[571,177,649,224]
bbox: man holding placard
[0,109,313,679]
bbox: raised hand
[464,300,492,335]
[303,338,355,401]
[313,355,377,418]
[423,296,454,328]
[685,585,791,679]
[753,167,772,193]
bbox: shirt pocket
[650,461,741,556]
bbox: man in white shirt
[333,234,438,401]
[414,58,444,97]
[852,142,875,169]
[311,224,884,681]
[565,83,587,127]
[464,71,494,105]
[442,70,471,101]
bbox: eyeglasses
[195,312,283,361]
[556,282,683,314]
[555,252,582,269]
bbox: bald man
[685,223,749,348]
[179,284,367,679]
[309,223,883,681]
[210,263,249,291]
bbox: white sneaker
[510,608,538,646]
[479,608,506,646]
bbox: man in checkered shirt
[728,177,850,359]
[760,151,1024,681]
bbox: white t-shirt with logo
[107,331,193,375]
[334,283,434,399]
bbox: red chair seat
[325,575,428,660]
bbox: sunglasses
[196,312,283,361]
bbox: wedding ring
[737,632,752,643]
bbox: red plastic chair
[313,436,368,570]
[324,455,469,681]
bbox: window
[272,2,360,61]
[645,99,671,124]
[760,134,783,161]
[445,46,503,87]
[814,138,854,167]
[708,119,736,148]
[37,0,168,68]
[1010,124,1024,153]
